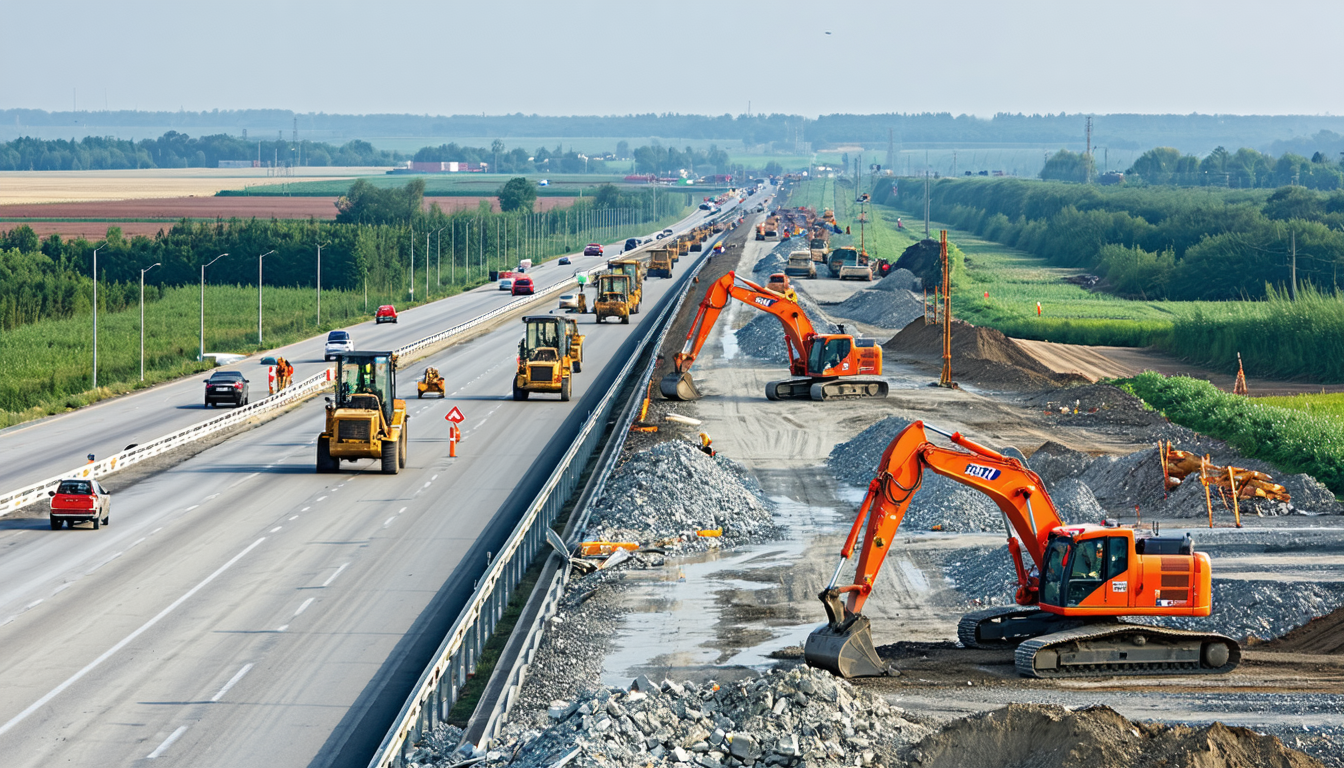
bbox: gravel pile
[468,666,935,768]
[735,290,840,364]
[828,418,1108,533]
[870,267,922,293]
[586,440,775,548]
[749,239,798,279]
[827,288,926,329]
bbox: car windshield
[328,332,348,341]
[209,371,243,381]
[57,480,93,494]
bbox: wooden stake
[1227,465,1242,528]
[1202,454,1214,528]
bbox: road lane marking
[210,664,253,702]
[289,515,299,521]
[0,537,267,738]
[431,474,439,481]
[321,563,349,587]
[301,507,310,512]
[398,507,407,514]
[270,527,283,533]
[316,496,327,502]
[293,598,314,617]
[276,624,289,632]
[146,725,188,759]
[184,505,199,512]
[382,516,396,528]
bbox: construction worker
[698,432,716,458]
[283,357,294,389]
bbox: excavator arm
[660,271,818,399]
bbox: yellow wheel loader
[316,351,408,474]
[513,316,576,401]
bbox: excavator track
[1015,622,1241,678]
[957,606,1079,649]
[764,378,889,401]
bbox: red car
[375,304,398,323]
[512,276,535,295]
[583,243,603,256]
[49,478,111,530]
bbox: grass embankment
[1119,372,1344,496]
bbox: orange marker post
[445,406,466,458]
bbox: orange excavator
[804,420,1240,679]
[659,271,888,402]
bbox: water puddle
[600,494,843,686]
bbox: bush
[1120,372,1344,495]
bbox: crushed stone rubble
[828,418,1108,533]
[735,289,840,364]
[870,267,922,294]
[459,666,937,768]
[939,543,1344,643]
[825,286,926,330]
[585,440,775,550]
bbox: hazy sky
[3,0,1341,117]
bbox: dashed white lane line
[270,527,283,533]
[398,507,407,515]
[293,598,314,617]
[276,624,289,633]
[321,563,349,587]
[301,507,310,512]
[431,474,439,481]
[289,515,299,521]
[382,516,396,528]
[146,725,188,759]
[210,663,253,702]
[0,537,266,738]
[316,496,327,502]
[184,505,199,512]
[25,599,42,610]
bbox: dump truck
[606,259,643,313]
[513,316,576,401]
[648,248,674,279]
[317,351,408,474]
[594,273,633,324]
[785,250,817,279]
[839,251,873,281]
[563,317,585,373]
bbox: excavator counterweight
[804,420,1240,680]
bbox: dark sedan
[205,370,250,407]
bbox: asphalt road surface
[0,191,761,766]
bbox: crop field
[226,173,669,197]
[0,167,386,205]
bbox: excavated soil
[1262,605,1344,655]
[884,317,1086,391]
[906,703,1322,768]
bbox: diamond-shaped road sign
[445,406,465,423]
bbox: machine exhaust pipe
[659,372,701,401]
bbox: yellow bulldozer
[317,351,408,474]
[595,273,633,324]
[514,316,576,401]
[606,258,643,313]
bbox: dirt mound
[893,238,943,287]
[1027,383,1169,428]
[907,703,1322,768]
[828,287,926,329]
[884,318,1072,390]
[1260,603,1344,654]
[871,267,923,293]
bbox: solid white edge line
[210,663,254,702]
[146,725,188,759]
[321,563,348,587]
[0,537,267,738]
[293,598,314,617]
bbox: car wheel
[560,376,571,402]
[103,513,109,527]
[50,518,60,530]
[92,516,100,530]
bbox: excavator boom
[804,420,1239,679]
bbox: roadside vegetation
[1119,372,1344,496]
[0,180,690,425]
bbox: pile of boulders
[871,268,922,294]
[827,287,926,330]
[463,666,935,768]
[827,418,1108,532]
[585,440,775,549]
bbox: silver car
[558,293,580,310]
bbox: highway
[0,206,721,498]
[0,187,764,767]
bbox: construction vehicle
[513,316,575,401]
[316,351,407,475]
[755,223,767,241]
[660,272,887,402]
[804,420,1241,680]
[765,273,798,301]
[827,246,864,279]
[417,367,446,398]
[648,248,674,279]
[809,233,830,263]
[606,259,643,313]
[594,273,633,324]
[785,250,817,279]
[562,317,585,373]
[839,253,873,281]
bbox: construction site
[418,194,1344,768]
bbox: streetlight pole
[426,231,431,299]
[257,249,275,346]
[92,246,102,389]
[316,242,328,326]
[432,226,445,294]
[409,228,415,303]
[140,262,161,380]
[200,253,227,361]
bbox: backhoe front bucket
[659,372,701,401]
[804,615,892,678]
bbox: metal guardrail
[466,228,726,746]
[365,224,729,768]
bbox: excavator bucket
[659,371,701,401]
[803,588,892,678]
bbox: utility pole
[1085,116,1093,184]
[200,253,227,361]
[316,242,326,325]
[257,250,275,345]
[924,176,931,237]
[1291,230,1298,300]
[939,230,954,388]
[92,246,101,389]
[409,228,415,302]
[140,262,161,381]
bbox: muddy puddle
[600,493,843,686]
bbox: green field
[1256,391,1344,417]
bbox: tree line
[1122,145,1344,190]
[876,176,1344,300]
[0,132,405,170]
[0,179,688,332]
